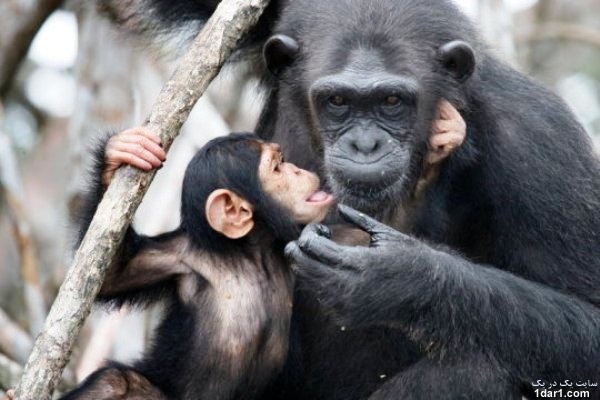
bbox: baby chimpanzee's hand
[427,100,466,164]
[102,127,166,187]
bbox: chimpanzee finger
[112,142,164,168]
[120,127,162,145]
[296,225,358,269]
[118,134,166,161]
[338,204,388,235]
[285,242,354,283]
[285,241,329,275]
[431,119,461,136]
[429,132,464,152]
[338,204,411,243]
[106,150,153,171]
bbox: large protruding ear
[205,189,254,239]
[263,34,300,76]
[438,40,476,83]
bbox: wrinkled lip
[306,189,335,204]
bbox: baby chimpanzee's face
[258,142,334,224]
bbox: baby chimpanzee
[61,132,334,400]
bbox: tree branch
[0,0,64,97]
[521,22,600,48]
[0,353,22,391]
[0,103,47,337]
[0,309,32,367]
[12,0,271,399]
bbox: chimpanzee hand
[102,127,166,187]
[285,204,432,327]
[426,99,466,164]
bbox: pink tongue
[307,190,329,202]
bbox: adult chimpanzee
[96,0,600,399]
[63,130,334,399]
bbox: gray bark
[12,0,271,398]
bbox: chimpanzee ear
[263,34,300,76]
[438,40,476,83]
[205,189,254,239]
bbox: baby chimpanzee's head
[181,133,333,253]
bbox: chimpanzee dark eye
[329,95,347,107]
[385,95,400,106]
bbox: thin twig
[520,22,600,48]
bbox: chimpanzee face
[308,48,420,214]
[258,142,334,224]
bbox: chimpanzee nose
[351,135,379,155]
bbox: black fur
[97,0,600,399]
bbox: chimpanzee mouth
[323,149,412,212]
[327,170,409,212]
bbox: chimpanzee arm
[96,230,189,304]
[75,133,181,306]
[286,205,600,381]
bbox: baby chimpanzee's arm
[76,129,175,306]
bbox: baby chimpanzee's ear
[206,189,254,239]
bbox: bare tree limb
[0,103,47,336]
[13,0,271,398]
[0,0,64,97]
[0,353,22,391]
[0,309,32,366]
[520,22,600,48]
[4,192,48,337]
